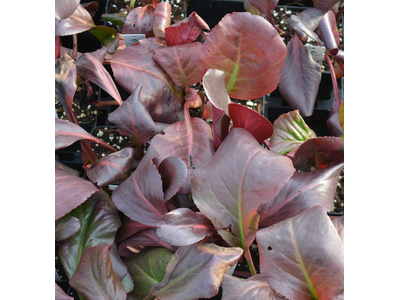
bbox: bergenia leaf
[153,1,171,38]
[55,118,116,152]
[278,34,321,117]
[221,274,287,300]
[146,243,243,300]
[338,99,344,131]
[55,216,81,241]
[269,110,317,155]
[153,42,203,87]
[55,283,74,300]
[257,205,344,300]
[330,215,344,244]
[124,247,174,300]
[156,208,214,246]
[101,12,127,27]
[111,148,168,227]
[312,0,341,13]
[150,117,215,194]
[109,37,184,123]
[297,8,325,32]
[318,10,340,56]
[81,1,99,18]
[116,217,156,244]
[203,69,231,115]
[108,84,157,145]
[229,103,273,143]
[55,168,99,220]
[199,12,286,100]
[165,11,210,46]
[248,0,278,23]
[76,47,123,105]
[122,5,154,35]
[287,14,322,43]
[58,189,121,279]
[55,0,80,21]
[109,243,131,285]
[292,136,344,171]
[89,25,118,47]
[69,245,127,300]
[158,156,188,201]
[55,4,95,36]
[258,163,343,227]
[86,147,136,187]
[191,128,295,260]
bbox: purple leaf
[158,156,188,201]
[229,103,273,143]
[55,4,95,36]
[165,11,210,46]
[55,118,116,152]
[111,148,168,227]
[269,110,317,155]
[109,242,130,284]
[191,128,295,258]
[55,283,74,300]
[287,14,322,43]
[279,34,321,117]
[257,205,344,300]
[153,2,171,38]
[248,0,278,23]
[146,243,243,300]
[69,245,127,300]
[318,10,340,56]
[292,136,344,171]
[258,163,343,227]
[55,216,81,241]
[153,42,203,87]
[108,84,156,145]
[297,8,325,32]
[203,69,231,114]
[109,37,184,123]
[75,47,123,105]
[330,215,344,244]
[55,168,99,220]
[58,189,121,279]
[55,0,80,21]
[156,208,214,246]
[150,117,215,194]
[122,5,154,35]
[312,0,341,13]
[115,217,156,244]
[221,274,287,300]
[199,12,286,100]
[86,147,136,187]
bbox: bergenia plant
[55,0,344,299]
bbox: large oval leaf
[69,245,127,300]
[55,0,80,21]
[199,12,286,100]
[55,4,95,36]
[257,205,344,300]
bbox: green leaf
[89,26,118,45]
[101,12,127,27]
[124,247,174,300]
[338,99,344,131]
[269,110,317,155]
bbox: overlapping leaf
[202,69,231,114]
[55,216,81,241]
[108,84,156,145]
[116,217,156,244]
[55,4,95,36]
[319,11,340,56]
[297,8,325,31]
[76,47,122,105]
[278,34,321,117]
[86,147,136,187]
[153,42,203,87]
[122,5,154,35]
[330,215,344,244]
[156,208,214,246]
[153,2,171,38]
[109,37,184,123]
[55,283,74,300]
[248,0,278,24]
[258,163,343,227]
[109,242,134,292]
[269,110,317,155]
[199,12,287,100]
[191,128,295,259]
[312,0,341,13]
[257,205,344,300]
[69,245,127,300]
[58,189,121,279]
[146,243,243,300]
[55,0,80,21]
[157,156,188,201]
[165,11,210,46]
[55,168,99,220]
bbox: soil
[90,126,134,159]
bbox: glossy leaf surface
[229,103,273,143]
[297,8,325,31]
[69,245,127,300]
[124,247,174,300]
[55,4,95,36]
[258,163,343,227]
[191,128,295,256]
[318,11,340,56]
[55,216,81,241]
[86,147,136,187]
[203,69,231,115]
[157,156,188,201]
[156,208,214,246]
[146,243,243,300]
[269,110,317,155]
[122,5,154,35]
[75,47,122,105]
[257,206,344,300]
[108,84,156,145]
[165,12,209,46]
[279,34,321,117]
[116,217,156,244]
[153,2,171,38]
[55,168,99,220]
[59,189,121,279]
[55,0,80,21]
[199,12,286,100]
[153,42,203,87]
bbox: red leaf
[248,0,278,23]
[158,156,188,201]
[122,5,154,36]
[55,0,80,21]
[55,4,95,36]
[153,2,171,38]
